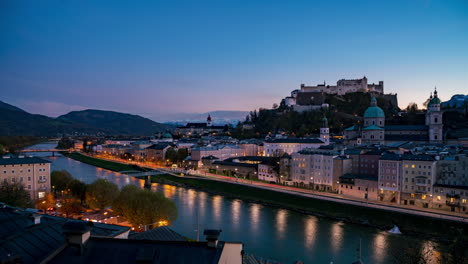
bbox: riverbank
[65,152,467,242]
[63,153,146,172]
[1,136,45,153]
[149,174,467,242]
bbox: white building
[191,145,243,161]
[290,150,343,191]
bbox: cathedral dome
[428,96,441,106]
[364,97,385,118]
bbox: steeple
[207,114,212,126]
[370,96,377,107]
[322,116,328,128]
[433,87,438,98]
[429,92,433,100]
[320,116,330,145]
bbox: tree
[51,170,74,194]
[113,185,177,229]
[59,198,83,216]
[56,137,74,149]
[0,181,32,208]
[406,102,419,113]
[113,184,140,216]
[67,179,87,202]
[0,144,4,156]
[165,148,177,163]
[35,192,56,211]
[86,179,119,210]
[176,148,189,162]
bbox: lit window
[437,196,441,201]
[410,193,415,198]
[422,195,426,200]
[411,165,415,168]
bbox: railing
[38,179,47,183]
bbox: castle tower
[426,88,443,143]
[207,114,212,127]
[320,116,330,145]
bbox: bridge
[19,149,70,153]
[18,149,71,157]
[118,170,167,177]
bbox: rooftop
[0,156,51,166]
[265,138,324,144]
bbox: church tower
[207,114,212,127]
[426,88,443,143]
[320,116,330,145]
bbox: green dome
[364,106,385,118]
[428,97,441,106]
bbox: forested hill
[57,110,170,136]
[0,101,171,136]
[232,92,400,138]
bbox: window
[411,193,415,198]
[437,196,441,201]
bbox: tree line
[0,170,177,230]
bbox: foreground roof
[128,226,187,241]
[0,156,51,165]
[49,238,226,264]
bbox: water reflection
[212,195,222,223]
[249,204,261,235]
[275,209,288,240]
[330,222,344,253]
[163,184,177,199]
[373,232,387,263]
[231,200,241,229]
[187,189,196,213]
[304,216,318,250]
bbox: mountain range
[0,101,171,136]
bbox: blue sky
[1,0,467,120]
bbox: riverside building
[0,156,51,199]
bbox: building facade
[0,156,51,199]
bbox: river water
[24,142,439,264]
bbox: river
[24,142,440,264]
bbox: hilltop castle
[283,76,384,112]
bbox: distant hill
[0,101,171,136]
[0,101,26,112]
[58,109,170,135]
[151,110,250,124]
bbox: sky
[1,0,467,121]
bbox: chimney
[203,229,222,248]
[62,221,92,255]
[29,213,42,225]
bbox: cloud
[15,100,88,117]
